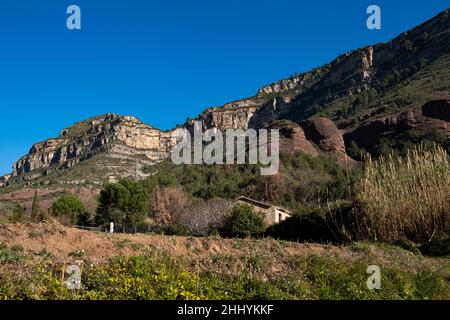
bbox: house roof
[233,196,292,215]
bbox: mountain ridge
[1,8,449,188]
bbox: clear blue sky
[0,0,448,175]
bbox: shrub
[354,145,450,243]
[177,198,230,236]
[10,205,25,223]
[393,239,421,255]
[77,211,94,227]
[266,210,338,243]
[223,204,265,238]
[420,236,450,257]
[0,244,25,263]
[373,129,450,158]
[51,194,85,224]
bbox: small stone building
[232,196,291,226]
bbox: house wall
[234,200,290,226]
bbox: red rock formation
[278,126,319,157]
[299,117,357,167]
[344,99,450,150]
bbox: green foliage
[0,244,25,264]
[267,210,337,243]
[77,211,93,227]
[51,194,85,224]
[223,204,265,238]
[10,205,25,223]
[393,239,421,255]
[160,224,194,236]
[0,250,448,300]
[95,180,150,229]
[373,129,450,158]
[143,152,353,211]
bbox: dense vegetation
[347,129,450,161]
[31,143,448,250]
[0,244,448,300]
[353,145,450,244]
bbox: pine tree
[31,190,41,222]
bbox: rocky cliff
[344,99,450,151]
[6,114,187,186]
[1,9,449,188]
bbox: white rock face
[8,107,258,184]
[11,114,187,178]
[259,73,313,95]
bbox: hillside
[0,221,448,299]
[0,9,449,204]
[256,8,450,128]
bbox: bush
[266,209,342,243]
[177,198,230,236]
[373,129,450,158]
[10,205,25,223]
[51,194,85,224]
[420,236,450,257]
[393,239,421,255]
[354,145,450,243]
[223,204,265,238]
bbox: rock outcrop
[10,114,186,184]
[344,99,450,150]
[2,9,449,187]
[0,175,11,188]
[299,118,357,167]
[187,99,262,131]
[266,121,319,157]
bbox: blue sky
[0,0,448,175]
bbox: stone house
[232,196,291,226]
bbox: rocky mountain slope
[1,9,449,189]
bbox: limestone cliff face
[188,99,262,131]
[256,45,375,101]
[5,106,356,187]
[259,72,317,95]
[11,114,184,181]
[2,9,448,187]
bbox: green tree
[223,204,265,238]
[51,194,85,224]
[95,180,149,230]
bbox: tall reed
[354,144,450,243]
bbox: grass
[354,144,450,244]
[0,244,25,264]
[0,246,448,300]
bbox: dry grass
[355,144,450,243]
